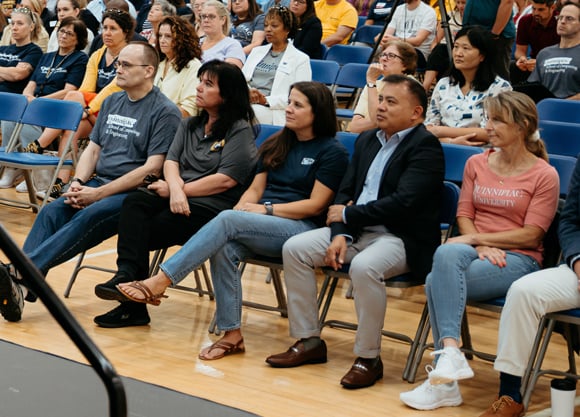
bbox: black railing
[0,223,127,417]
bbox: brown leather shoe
[340,357,383,389]
[265,339,327,368]
[478,396,524,417]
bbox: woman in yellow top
[24,8,134,201]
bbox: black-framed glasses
[380,52,403,61]
[114,61,150,70]
[200,13,218,20]
[58,28,76,37]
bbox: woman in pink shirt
[400,91,560,412]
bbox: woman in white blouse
[426,26,512,146]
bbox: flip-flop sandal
[116,281,168,306]
[199,338,245,361]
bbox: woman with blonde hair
[400,91,560,411]
[199,0,244,68]
[0,0,49,51]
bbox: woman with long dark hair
[92,60,259,328]
[113,82,349,358]
[426,26,512,146]
[289,0,322,59]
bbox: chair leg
[269,268,287,317]
[460,312,474,360]
[403,303,430,382]
[319,276,340,328]
[201,263,214,300]
[521,315,549,398]
[64,250,88,298]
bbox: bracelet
[84,106,92,118]
[71,177,85,185]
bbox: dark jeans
[115,190,218,280]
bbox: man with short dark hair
[528,1,580,99]
[0,42,181,322]
[511,0,559,84]
[265,75,445,389]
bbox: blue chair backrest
[0,92,28,124]
[310,59,340,86]
[539,120,580,158]
[537,98,580,124]
[352,25,383,45]
[549,154,577,198]
[334,63,369,89]
[255,124,282,148]
[441,180,461,230]
[336,131,358,159]
[20,98,84,131]
[324,44,373,65]
[441,143,484,183]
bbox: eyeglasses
[114,61,150,70]
[557,14,578,23]
[200,13,218,20]
[380,52,403,61]
[58,28,76,37]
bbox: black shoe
[0,264,24,322]
[94,273,132,301]
[94,302,150,328]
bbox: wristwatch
[264,201,274,215]
[71,177,85,185]
[367,82,377,88]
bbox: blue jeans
[425,243,539,350]
[159,210,316,331]
[22,178,128,274]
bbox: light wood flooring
[0,188,578,417]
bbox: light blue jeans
[159,209,316,331]
[22,178,128,275]
[425,243,539,351]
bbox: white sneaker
[0,168,23,188]
[15,181,27,193]
[400,379,462,410]
[428,347,474,384]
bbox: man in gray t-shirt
[528,3,580,99]
[0,43,181,323]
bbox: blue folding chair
[549,154,577,198]
[0,98,83,211]
[351,24,383,46]
[336,131,358,158]
[0,92,29,152]
[537,98,580,124]
[310,59,340,86]
[255,124,282,148]
[324,44,373,65]
[441,143,484,183]
[332,63,369,121]
[539,120,580,158]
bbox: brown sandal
[199,338,245,361]
[116,281,168,306]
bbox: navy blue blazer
[559,157,580,264]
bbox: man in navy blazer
[266,75,445,388]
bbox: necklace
[45,51,74,78]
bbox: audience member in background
[47,0,94,54]
[0,16,88,192]
[167,0,190,16]
[87,0,146,55]
[462,0,515,81]
[510,0,559,85]
[1,0,49,51]
[477,158,580,417]
[347,0,371,16]
[426,26,512,146]
[315,0,358,46]
[290,0,321,59]
[76,0,100,36]
[348,40,417,133]
[243,6,310,125]
[86,0,137,22]
[39,0,56,35]
[155,16,201,117]
[93,60,258,328]
[230,0,264,55]
[527,2,580,100]
[190,0,205,38]
[400,91,559,412]
[113,82,348,357]
[381,0,437,68]
[199,0,245,68]
[364,0,394,26]
[138,0,175,45]
[423,0,465,91]
[0,42,181,324]
[22,8,133,201]
[267,76,444,390]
